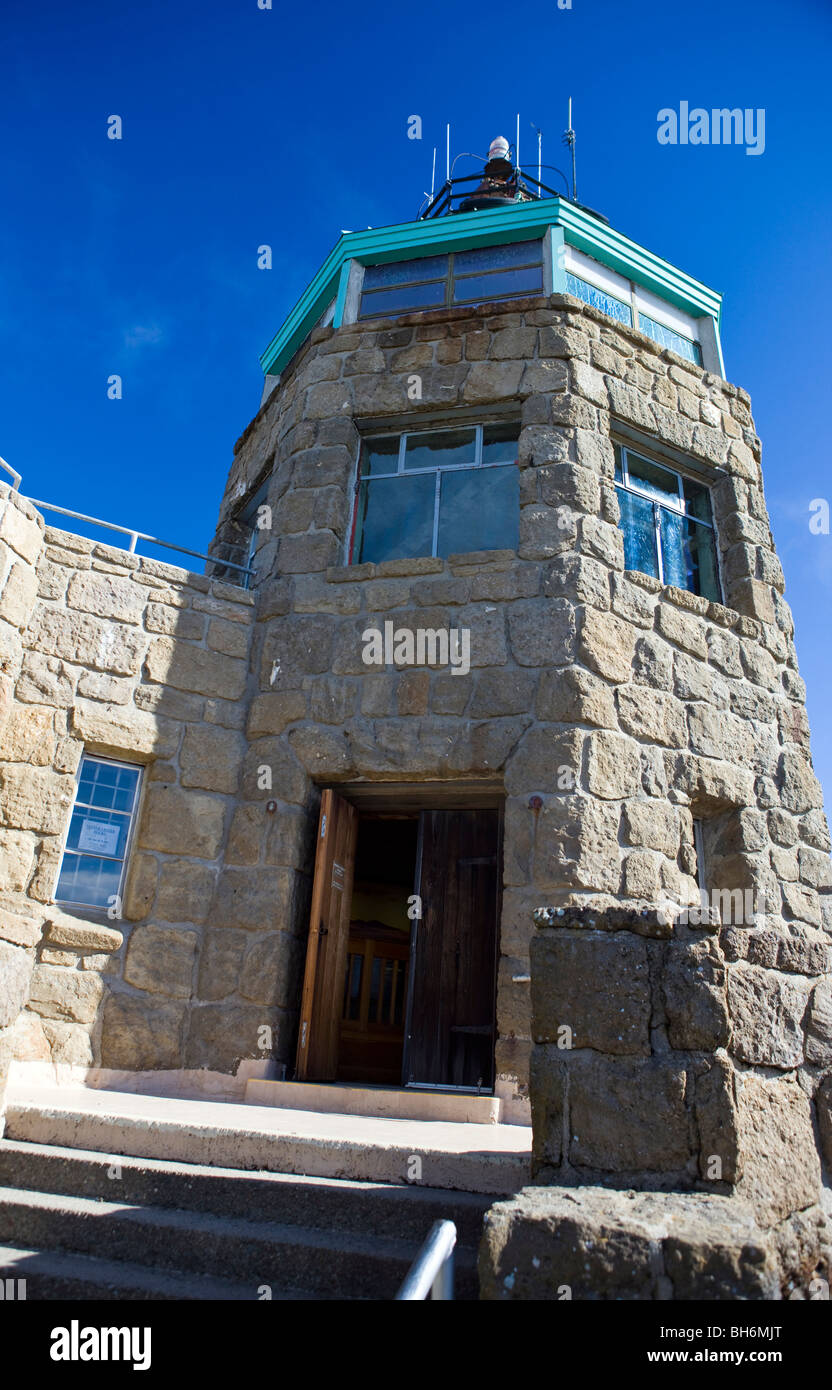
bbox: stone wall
[0,483,290,1089]
[209,289,832,1127]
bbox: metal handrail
[23,497,255,582]
[395,1220,457,1300]
[0,456,22,491]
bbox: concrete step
[4,1087,530,1195]
[0,1185,477,1300]
[245,1078,502,1125]
[0,1140,492,1247]
[0,1243,325,1301]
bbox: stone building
[0,139,830,1298]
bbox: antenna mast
[564,97,577,202]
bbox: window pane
[638,313,702,365]
[356,473,436,563]
[56,852,123,910]
[683,474,713,523]
[482,423,520,466]
[454,240,542,274]
[616,487,659,579]
[403,428,476,471]
[626,452,680,507]
[66,806,131,858]
[359,281,446,318]
[437,466,519,555]
[659,510,721,601]
[362,256,447,289]
[565,273,632,325]
[77,760,140,813]
[361,436,400,477]
[452,265,542,304]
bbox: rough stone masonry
[1,285,831,1297]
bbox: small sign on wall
[78,819,121,857]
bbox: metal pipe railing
[0,456,22,491]
[24,497,255,581]
[395,1220,457,1300]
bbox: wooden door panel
[404,808,500,1089]
[295,789,358,1081]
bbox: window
[565,272,633,327]
[638,313,702,366]
[238,482,269,590]
[614,444,721,602]
[351,422,520,564]
[55,755,143,912]
[358,241,543,320]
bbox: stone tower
[1,137,830,1297]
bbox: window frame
[357,241,545,321]
[614,443,722,601]
[348,421,520,564]
[53,753,144,916]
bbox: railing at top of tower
[0,459,255,586]
[419,166,566,221]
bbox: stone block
[66,571,144,624]
[212,867,297,932]
[535,666,616,728]
[0,765,75,833]
[100,992,186,1070]
[124,924,198,998]
[578,606,635,684]
[184,1003,288,1072]
[507,598,575,667]
[727,963,810,1068]
[662,940,729,1050]
[586,730,642,800]
[42,912,122,952]
[239,932,303,1009]
[144,636,247,700]
[531,930,651,1054]
[0,940,34,1028]
[69,700,180,761]
[734,1074,820,1225]
[180,724,246,794]
[27,964,104,1023]
[567,1056,691,1173]
[25,606,146,675]
[155,861,216,925]
[138,784,227,859]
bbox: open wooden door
[294,789,358,1081]
[403,808,500,1090]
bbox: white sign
[78,819,121,857]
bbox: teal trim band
[259,198,723,378]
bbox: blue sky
[1,0,831,809]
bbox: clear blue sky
[2,0,831,811]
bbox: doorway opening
[294,786,502,1095]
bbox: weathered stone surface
[138,784,227,859]
[0,940,33,1028]
[479,1187,778,1301]
[0,907,41,948]
[25,606,145,675]
[40,1018,93,1066]
[0,561,38,629]
[535,666,616,727]
[27,964,104,1023]
[239,932,303,1009]
[43,912,122,952]
[100,992,186,1070]
[805,979,832,1065]
[69,699,179,760]
[727,963,810,1067]
[124,924,198,998]
[579,607,635,683]
[212,868,297,932]
[197,929,248,1001]
[0,828,36,890]
[184,1003,288,1071]
[531,930,651,1054]
[0,765,75,833]
[507,599,575,667]
[143,636,246,700]
[734,1074,820,1225]
[586,730,642,800]
[662,940,729,1050]
[566,1056,691,1173]
[66,571,144,624]
[155,861,216,925]
[180,724,246,794]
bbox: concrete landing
[245,1078,502,1125]
[4,1085,531,1196]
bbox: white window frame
[564,246,704,364]
[348,421,520,564]
[615,443,722,599]
[54,753,144,916]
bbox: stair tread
[0,1183,444,1262]
[0,1243,340,1300]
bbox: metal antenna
[564,96,577,202]
[530,121,542,194]
[430,146,436,200]
[446,124,450,182]
[515,112,520,171]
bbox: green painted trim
[259,198,723,377]
[333,259,352,330]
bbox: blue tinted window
[615,447,721,602]
[638,313,702,365]
[359,240,544,319]
[565,273,633,325]
[56,756,142,910]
